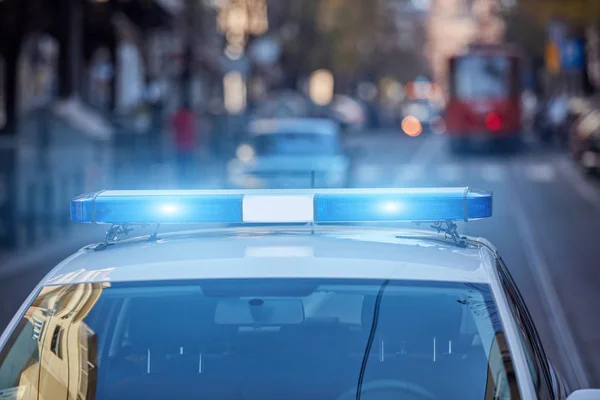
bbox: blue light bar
[71,191,243,224]
[314,188,491,223]
[71,187,492,225]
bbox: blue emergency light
[71,187,492,225]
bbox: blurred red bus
[445,44,522,150]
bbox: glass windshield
[251,133,340,156]
[453,56,511,100]
[0,279,520,400]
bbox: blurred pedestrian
[521,90,537,133]
[548,92,569,127]
[171,101,197,188]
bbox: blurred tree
[270,0,320,89]
[503,0,600,95]
[268,0,427,92]
[503,6,546,59]
[517,0,600,26]
[318,0,380,89]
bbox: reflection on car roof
[249,118,339,136]
[44,228,494,286]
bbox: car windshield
[453,55,511,100]
[251,133,341,155]
[0,279,519,399]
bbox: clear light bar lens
[243,195,314,223]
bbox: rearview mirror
[566,389,600,400]
[215,298,305,325]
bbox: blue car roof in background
[248,118,339,136]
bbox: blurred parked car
[228,118,352,189]
[569,104,600,175]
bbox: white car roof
[248,118,339,136]
[43,227,498,286]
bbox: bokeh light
[236,144,255,163]
[309,69,335,106]
[224,71,247,114]
[402,115,423,137]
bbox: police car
[0,188,597,400]
[228,118,350,189]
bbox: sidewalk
[1,153,227,278]
[0,225,107,279]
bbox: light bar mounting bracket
[430,220,466,246]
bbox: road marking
[436,164,462,182]
[395,165,425,182]
[480,163,507,182]
[508,167,590,388]
[394,135,443,184]
[354,134,446,186]
[354,165,382,183]
[406,134,444,167]
[523,162,556,182]
[557,157,600,210]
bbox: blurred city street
[2,0,600,395]
[3,128,600,388]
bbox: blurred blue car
[228,118,350,189]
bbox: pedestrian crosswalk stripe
[480,163,506,182]
[437,164,462,182]
[352,161,559,185]
[395,165,425,182]
[355,165,381,182]
[523,163,556,182]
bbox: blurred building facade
[426,0,505,93]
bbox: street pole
[182,0,196,108]
[57,0,82,100]
[0,47,20,250]
[54,0,83,234]
[0,0,26,250]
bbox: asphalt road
[1,129,600,390]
